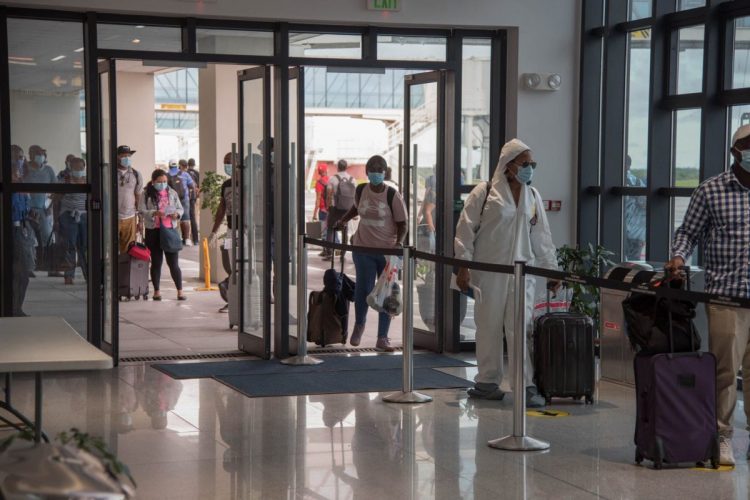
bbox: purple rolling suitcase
[633,268,719,469]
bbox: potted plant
[200,171,227,218]
[555,243,616,326]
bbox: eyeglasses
[513,161,537,169]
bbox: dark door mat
[215,368,473,398]
[152,352,473,380]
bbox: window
[461,38,491,185]
[672,197,696,265]
[629,0,652,20]
[625,30,651,186]
[732,16,750,89]
[623,196,647,261]
[673,109,701,187]
[677,0,705,11]
[675,26,704,94]
[289,33,362,59]
[377,35,447,62]
[97,23,182,52]
[196,28,274,56]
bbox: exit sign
[367,0,400,11]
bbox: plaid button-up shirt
[672,170,750,298]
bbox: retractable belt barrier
[300,236,750,451]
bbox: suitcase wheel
[143,294,149,300]
[653,459,663,470]
[585,394,594,405]
[134,295,140,301]
[635,451,643,465]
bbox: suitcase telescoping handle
[330,226,347,273]
[545,282,569,315]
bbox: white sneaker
[184,239,194,247]
[719,436,735,466]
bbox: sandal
[153,294,162,301]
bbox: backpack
[333,174,356,211]
[168,173,186,200]
[355,183,396,215]
[307,291,345,346]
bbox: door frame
[237,65,272,359]
[96,58,119,361]
[404,69,447,353]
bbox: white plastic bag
[367,255,402,316]
[532,286,574,322]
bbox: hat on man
[732,125,750,147]
[117,145,136,155]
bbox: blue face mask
[368,172,385,186]
[739,149,750,172]
[119,157,131,168]
[154,182,168,192]
[515,164,535,185]
[34,154,45,166]
[224,164,233,176]
[168,166,179,175]
[71,170,86,179]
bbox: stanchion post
[383,246,432,404]
[282,234,323,366]
[487,260,549,451]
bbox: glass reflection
[623,195,647,261]
[461,39,492,186]
[676,25,704,95]
[626,30,651,184]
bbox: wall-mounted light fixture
[522,72,562,91]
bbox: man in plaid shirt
[667,124,750,466]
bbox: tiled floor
[2,358,748,499]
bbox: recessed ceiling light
[51,55,66,62]
[132,38,141,44]
[135,25,145,29]
[73,47,84,53]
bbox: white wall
[115,71,155,180]
[15,0,581,245]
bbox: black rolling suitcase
[533,289,596,405]
[118,254,149,300]
[633,267,719,469]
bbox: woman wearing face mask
[335,155,408,352]
[208,153,238,313]
[454,139,559,407]
[139,169,186,301]
[59,158,88,285]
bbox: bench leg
[34,373,42,443]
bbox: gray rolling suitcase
[118,254,149,300]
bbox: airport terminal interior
[2,0,750,498]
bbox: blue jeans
[352,251,391,339]
[59,211,88,280]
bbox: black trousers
[144,228,183,291]
[189,198,199,243]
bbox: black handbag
[159,226,183,253]
[36,233,74,272]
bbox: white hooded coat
[454,139,558,388]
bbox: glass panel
[8,18,86,181]
[289,33,362,59]
[625,30,651,186]
[196,28,274,56]
[732,16,750,89]
[623,196,647,261]
[242,77,266,338]
[677,0,705,10]
[100,71,114,345]
[411,81,439,333]
[13,191,89,336]
[377,35,447,62]
[672,197,696,265]
[457,192,475,342]
[97,23,182,52]
[673,108,701,187]
[289,73,299,341]
[461,38,491,186]
[629,0,652,20]
[675,26,704,95]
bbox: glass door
[98,60,118,360]
[404,71,445,352]
[237,67,272,359]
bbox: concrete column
[198,63,244,282]
[115,71,156,179]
